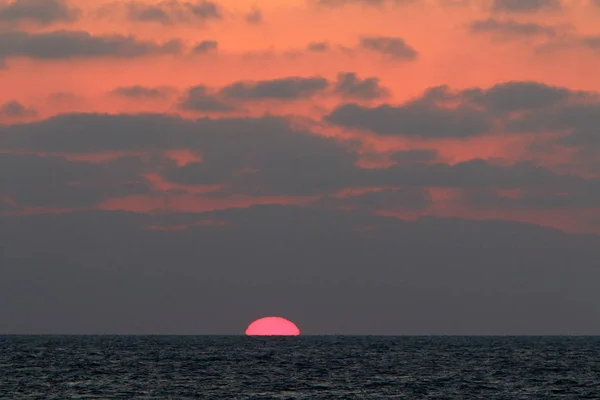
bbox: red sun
[245,316,300,336]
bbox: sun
[245,316,300,336]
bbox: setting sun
[245,317,300,336]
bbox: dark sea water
[1,336,600,399]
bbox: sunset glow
[0,0,599,233]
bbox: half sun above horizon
[245,316,300,336]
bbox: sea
[1,335,600,399]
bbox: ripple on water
[1,336,600,399]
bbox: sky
[1,0,600,335]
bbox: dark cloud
[581,35,600,51]
[0,112,350,196]
[325,102,492,138]
[0,153,151,208]
[469,18,558,38]
[1,206,600,334]
[333,72,389,100]
[127,0,221,24]
[0,112,356,196]
[245,6,262,24]
[461,81,588,113]
[494,83,599,149]
[111,85,170,99]
[321,187,432,210]
[359,36,418,60]
[220,77,329,100]
[307,41,329,52]
[127,3,169,23]
[193,40,218,54]
[367,159,575,190]
[2,112,599,200]
[391,149,439,164]
[179,85,235,112]
[556,104,600,147]
[165,149,591,198]
[327,81,595,138]
[465,187,600,210]
[508,102,600,147]
[491,0,562,13]
[0,114,310,154]
[186,0,221,18]
[0,113,192,152]
[534,33,600,54]
[0,30,182,60]
[163,123,358,195]
[0,0,80,25]
[179,75,333,112]
[421,81,590,114]
[0,100,36,118]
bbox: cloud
[322,187,432,210]
[537,32,600,56]
[219,76,330,100]
[111,85,171,99]
[0,113,191,152]
[0,114,306,153]
[493,83,600,149]
[0,153,151,208]
[165,145,592,198]
[581,35,600,51]
[1,111,599,202]
[193,40,218,54]
[359,36,418,60]
[0,100,36,118]
[162,121,358,195]
[465,188,600,210]
[0,0,80,25]
[366,159,578,190]
[391,149,439,164]
[245,6,262,24]
[126,0,222,25]
[325,102,492,138]
[468,18,558,39]
[4,81,597,152]
[420,81,587,113]
[325,81,596,137]
[490,0,562,13]
[0,112,357,196]
[0,30,182,60]
[179,85,236,112]
[460,81,590,113]
[307,41,330,52]
[508,101,600,147]
[333,72,389,100]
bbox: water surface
[1,335,599,399]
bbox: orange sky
[1,0,600,233]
